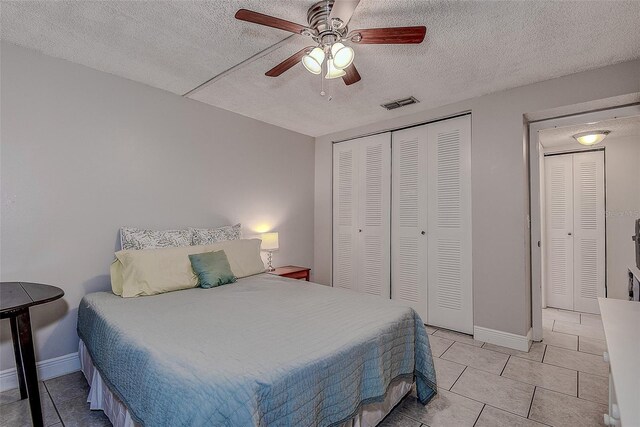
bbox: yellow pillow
[111,239,265,297]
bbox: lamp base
[266,251,275,272]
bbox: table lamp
[261,232,279,272]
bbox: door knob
[568,232,572,236]
[358,229,362,233]
[421,231,426,235]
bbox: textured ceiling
[540,115,640,148]
[2,1,640,137]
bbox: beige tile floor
[0,308,608,427]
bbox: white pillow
[120,227,192,250]
[111,238,265,297]
[190,223,241,246]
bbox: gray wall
[314,59,640,337]
[0,42,315,370]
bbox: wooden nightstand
[268,266,311,281]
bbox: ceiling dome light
[301,47,325,75]
[572,130,610,146]
[325,59,346,79]
[330,42,354,70]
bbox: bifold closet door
[426,116,473,334]
[392,126,428,319]
[544,155,574,311]
[392,115,473,334]
[333,134,391,298]
[572,151,605,314]
[544,151,605,314]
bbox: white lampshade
[330,42,354,70]
[302,47,325,75]
[325,59,346,79]
[572,130,610,146]
[261,232,279,251]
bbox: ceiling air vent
[381,96,419,111]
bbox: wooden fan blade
[329,0,361,27]
[235,9,307,34]
[265,47,313,77]
[351,26,426,44]
[342,64,361,85]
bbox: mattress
[77,274,436,426]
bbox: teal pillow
[188,250,236,289]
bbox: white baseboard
[0,352,80,392]
[474,326,531,352]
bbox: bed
[77,273,436,426]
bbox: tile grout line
[526,386,536,420]
[539,359,609,379]
[499,355,510,376]
[437,339,456,358]
[446,384,541,422]
[43,381,65,427]
[471,404,485,426]
[448,365,468,391]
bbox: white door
[426,116,473,334]
[358,134,391,298]
[572,151,605,314]
[392,126,428,318]
[333,142,358,291]
[333,134,391,297]
[544,155,574,310]
[544,151,605,314]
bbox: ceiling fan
[235,0,426,86]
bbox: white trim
[474,326,531,352]
[0,352,80,392]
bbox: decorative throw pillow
[188,250,237,289]
[190,223,242,246]
[120,227,192,250]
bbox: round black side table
[1,282,64,427]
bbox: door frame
[529,104,640,341]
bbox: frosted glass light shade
[302,47,325,75]
[261,232,279,251]
[330,42,354,69]
[325,59,346,79]
[572,130,610,146]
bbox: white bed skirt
[79,340,412,427]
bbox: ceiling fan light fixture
[330,42,354,69]
[301,47,325,74]
[325,58,346,79]
[572,130,610,146]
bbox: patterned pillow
[190,224,242,246]
[120,227,192,251]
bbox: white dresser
[598,297,640,426]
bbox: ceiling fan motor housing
[307,0,348,45]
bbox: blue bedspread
[77,274,436,426]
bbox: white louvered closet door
[357,134,391,298]
[426,116,473,334]
[333,142,358,291]
[392,126,428,318]
[572,151,605,314]
[544,155,574,311]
